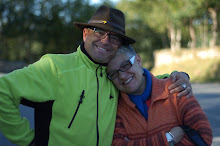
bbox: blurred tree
[205,0,219,48]
[0,0,96,63]
[117,0,206,51]
[116,0,168,69]
[178,0,204,49]
[116,0,220,68]
[100,0,115,7]
[0,0,36,61]
[0,0,219,66]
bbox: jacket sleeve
[0,55,59,146]
[155,71,181,79]
[177,95,213,145]
[112,115,169,146]
[155,73,170,79]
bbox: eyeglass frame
[107,55,136,80]
[88,27,122,45]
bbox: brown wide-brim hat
[74,5,136,45]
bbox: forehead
[94,27,116,34]
[108,53,130,69]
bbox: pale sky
[91,0,119,4]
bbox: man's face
[83,28,120,64]
[107,53,146,95]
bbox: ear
[83,28,89,42]
[135,54,143,68]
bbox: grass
[149,48,220,83]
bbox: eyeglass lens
[108,56,135,80]
[91,28,121,45]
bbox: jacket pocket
[68,90,85,128]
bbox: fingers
[177,86,192,98]
[170,72,177,82]
[170,127,184,144]
[168,71,193,98]
[169,84,185,94]
[186,87,193,98]
[124,137,130,142]
[170,126,185,144]
[169,85,192,98]
[168,78,185,91]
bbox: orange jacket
[112,74,212,146]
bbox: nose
[100,34,111,44]
[118,71,127,80]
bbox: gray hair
[117,45,136,57]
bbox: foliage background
[0,0,219,81]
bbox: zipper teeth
[96,65,100,146]
[68,90,85,128]
[100,65,103,77]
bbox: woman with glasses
[107,45,212,146]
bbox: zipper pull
[79,90,85,103]
[68,90,85,128]
[100,65,103,77]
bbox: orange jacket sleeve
[112,116,169,146]
[177,95,213,145]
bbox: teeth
[124,77,132,84]
[97,46,107,52]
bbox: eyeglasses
[89,27,121,45]
[107,55,135,80]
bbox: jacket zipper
[68,90,85,128]
[95,65,102,146]
[100,65,103,77]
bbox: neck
[136,74,147,95]
[80,43,108,66]
[140,74,147,95]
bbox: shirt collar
[80,43,108,66]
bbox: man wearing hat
[0,5,191,146]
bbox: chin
[125,90,135,94]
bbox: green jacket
[0,46,119,146]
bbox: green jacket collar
[77,44,107,73]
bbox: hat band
[88,20,125,34]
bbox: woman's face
[107,53,146,95]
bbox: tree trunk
[199,24,203,48]
[161,34,169,48]
[168,23,176,52]
[175,27,181,50]
[208,7,218,48]
[203,17,208,48]
[189,17,196,48]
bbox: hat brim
[74,22,136,45]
